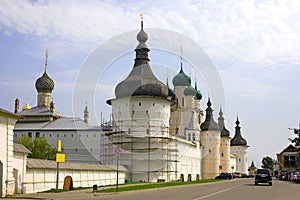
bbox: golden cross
[139,13,143,21]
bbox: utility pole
[56,140,65,190]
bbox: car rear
[255,169,272,186]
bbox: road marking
[193,184,242,200]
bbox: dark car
[278,170,287,180]
[255,169,272,186]
[215,173,233,180]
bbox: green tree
[289,128,300,148]
[261,156,274,170]
[16,135,34,152]
[17,135,56,160]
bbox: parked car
[282,171,291,181]
[232,172,242,178]
[241,173,248,178]
[292,172,300,183]
[215,173,233,180]
[278,170,287,180]
[255,169,272,186]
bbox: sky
[1,0,300,168]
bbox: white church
[13,16,249,183]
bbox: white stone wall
[200,130,221,179]
[23,168,126,194]
[220,137,231,173]
[111,97,170,138]
[0,115,17,197]
[230,145,248,174]
[175,139,202,181]
[230,156,237,172]
[12,153,27,194]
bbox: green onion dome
[172,67,191,87]
[184,86,197,96]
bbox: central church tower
[107,15,171,182]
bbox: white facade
[23,159,126,194]
[13,144,30,194]
[230,145,249,174]
[220,136,231,173]
[200,130,221,179]
[0,109,19,197]
[111,96,170,138]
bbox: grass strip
[97,179,223,193]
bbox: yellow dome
[22,101,31,111]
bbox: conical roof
[230,116,247,146]
[200,98,219,131]
[114,16,168,99]
[218,107,230,137]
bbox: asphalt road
[8,178,299,200]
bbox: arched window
[28,132,32,138]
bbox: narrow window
[28,132,32,138]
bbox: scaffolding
[100,122,178,182]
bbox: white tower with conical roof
[200,99,221,179]
[230,116,249,174]
[218,107,231,173]
[106,15,171,182]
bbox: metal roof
[14,143,31,154]
[26,158,127,172]
[15,117,101,131]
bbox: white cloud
[1,0,300,67]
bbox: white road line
[193,184,242,200]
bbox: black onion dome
[172,67,191,87]
[184,86,197,96]
[115,65,168,98]
[230,117,247,146]
[35,72,55,92]
[200,98,219,131]
[114,18,168,99]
